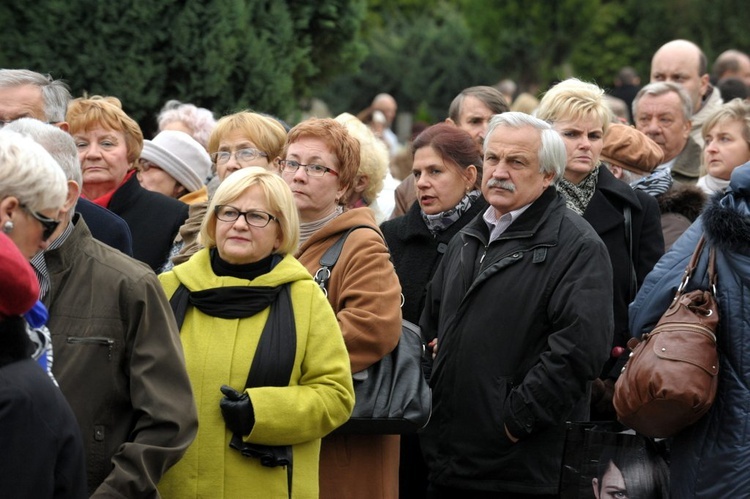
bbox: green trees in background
[0,0,366,132]
[321,0,750,123]
[1,0,750,129]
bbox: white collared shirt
[482,203,532,243]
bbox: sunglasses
[22,205,61,241]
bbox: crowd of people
[2,37,750,498]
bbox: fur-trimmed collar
[657,183,706,222]
[703,165,750,253]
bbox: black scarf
[168,253,296,480]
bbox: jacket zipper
[67,336,114,360]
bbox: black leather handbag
[314,225,432,434]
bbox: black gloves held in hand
[220,385,255,436]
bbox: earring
[3,220,13,234]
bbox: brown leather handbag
[614,235,719,438]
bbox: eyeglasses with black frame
[210,148,268,166]
[21,205,60,241]
[214,205,278,228]
[277,159,339,177]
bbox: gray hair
[632,82,693,122]
[0,69,71,123]
[0,129,67,213]
[5,119,80,213]
[157,100,216,149]
[484,112,567,183]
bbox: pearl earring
[2,220,13,234]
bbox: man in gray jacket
[420,113,613,497]
[7,119,197,497]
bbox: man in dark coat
[420,112,613,497]
[9,119,197,497]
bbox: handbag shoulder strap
[677,235,718,295]
[677,235,707,294]
[314,224,381,294]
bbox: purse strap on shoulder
[314,224,381,295]
[676,235,717,295]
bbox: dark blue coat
[629,162,750,497]
[76,198,133,256]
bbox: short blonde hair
[0,129,67,213]
[207,111,287,159]
[702,98,750,144]
[200,167,299,255]
[334,113,388,203]
[67,96,144,163]
[535,78,612,132]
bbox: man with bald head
[712,49,750,87]
[651,39,722,147]
[372,92,400,156]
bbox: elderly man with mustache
[420,112,614,498]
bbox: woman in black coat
[536,78,665,419]
[380,123,486,498]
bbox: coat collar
[464,186,564,245]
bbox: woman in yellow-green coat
[158,167,354,498]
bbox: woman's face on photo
[592,461,628,499]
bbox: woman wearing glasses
[168,111,287,269]
[158,167,354,498]
[67,96,189,272]
[279,118,402,499]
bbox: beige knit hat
[141,131,211,192]
[600,124,664,174]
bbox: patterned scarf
[630,165,673,197]
[557,165,600,215]
[299,205,344,246]
[421,190,481,235]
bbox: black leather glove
[220,385,255,436]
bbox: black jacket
[108,174,188,271]
[582,166,664,376]
[419,186,613,495]
[0,318,87,498]
[381,196,488,323]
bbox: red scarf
[86,169,136,208]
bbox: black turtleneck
[210,249,274,280]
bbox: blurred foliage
[1,0,750,131]
[318,0,750,122]
[316,2,496,123]
[0,0,366,134]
